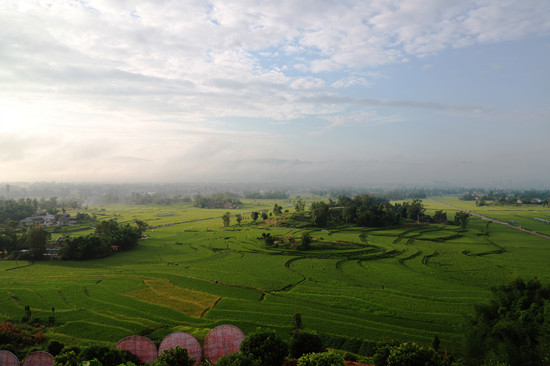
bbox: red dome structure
[0,350,20,366]
[115,335,158,364]
[203,324,245,365]
[22,351,54,366]
[159,332,202,366]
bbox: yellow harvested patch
[126,279,219,317]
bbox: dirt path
[428,198,550,240]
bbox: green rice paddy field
[2,197,550,352]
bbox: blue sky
[1,0,549,187]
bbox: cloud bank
[1,0,549,186]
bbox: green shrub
[153,346,194,366]
[386,343,436,366]
[215,352,260,366]
[77,346,139,366]
[55,350,79,366]
[48,340,65,356]
[240,328,288,366]
[290,330,325,359]
[297,352,345,366]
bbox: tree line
[0,219,141,261]
[306,195,426,228]
[0,199,36,224]
[460,189,550,206]
[60,219,141,260]
[192,193,242,209]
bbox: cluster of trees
[193,193,242,209]
[272,203,283,215]
[0,196,91,226]
[214,327,333,366]
[0,211,97,259]
[0,196,79,218]
[293,199,306,212]
[50,344,139,366]
[214,326,459,366]
[460,190,550,206]
[464,277,550,366]
[0,217,140,261]
[0,221,25,257]
[0,199,36,224]
[307,195,426,228]
[61,219,141,260]
[37,197,81,212]
[0,226,52,261]
[454,211,470,229]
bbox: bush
[102,349,140,366]
[343,352,358,362]
[78,346,110,364]
[215,352,261,366]
[385,342,435,366]
[153,346,195,366]
[48,340,65,356]
[297,352,345,366]
[372,344,393,366]
[77,346,139,366]
[290,331,325,359]
[240,328,288,366]
[79,360,103,366]
[55,350,79,366]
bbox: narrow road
[428,198,550,240]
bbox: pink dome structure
[159,332,202,366]
[0,350,20,366]
[203,325,245,365]
[22,351,54,366]
[115,335,158,364]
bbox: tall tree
[310,201,329,227]
[134,219,149,234]
[251,211,259,221]
[294,199,306,212]
[405,199,425,220]
[27,227,50,260]
[300,232,312,250]
[273,203,283,216]
[454,211,470,229]
[222,212,231,227]
[433,210,447,223]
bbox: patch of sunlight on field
[125,278,219,317]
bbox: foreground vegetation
[1,195,550,364]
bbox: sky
[1,0,550,187]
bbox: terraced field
[2,198,550,353]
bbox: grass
[1,197,550,353]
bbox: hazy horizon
[1,1,549,187]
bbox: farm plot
[2,198,550,352]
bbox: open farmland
[2,198,550,353]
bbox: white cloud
[0,0,549,183]
[332,76,373,89]
[290,77,325,90]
